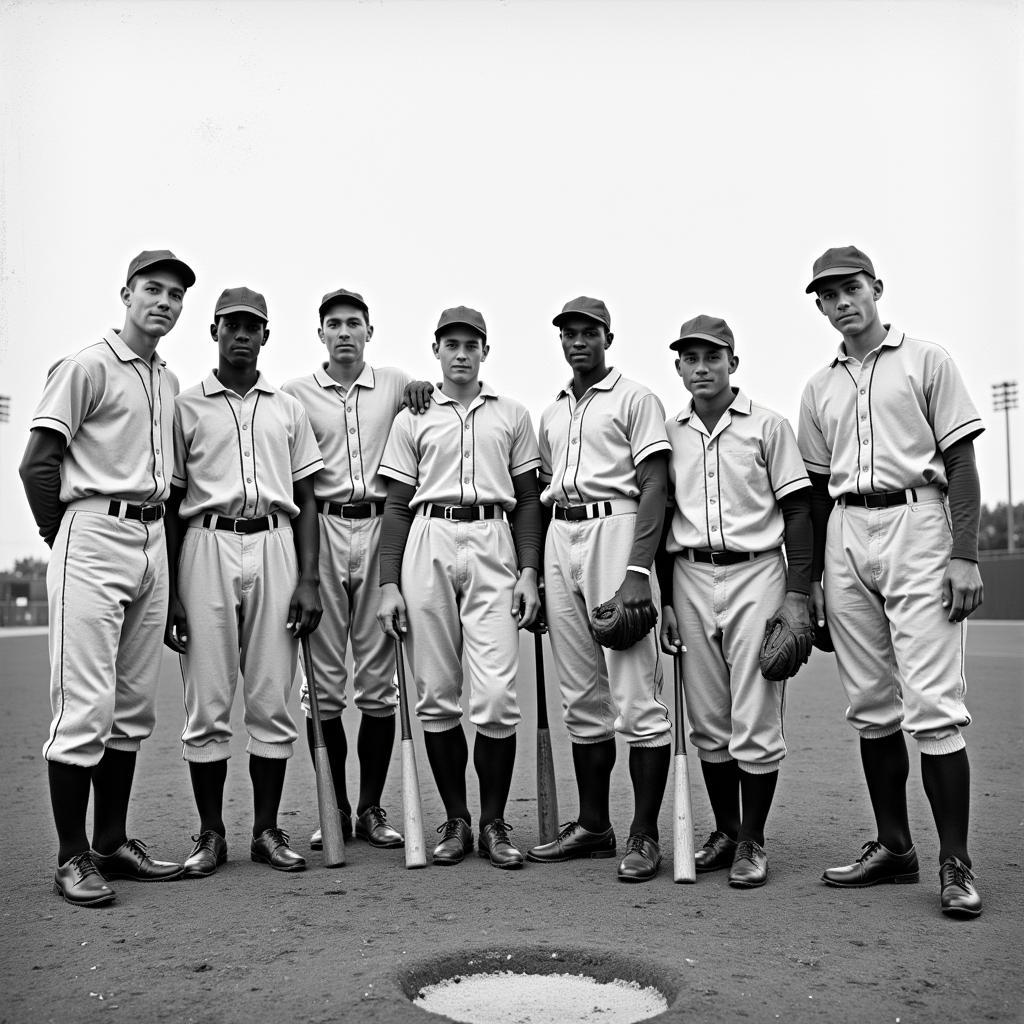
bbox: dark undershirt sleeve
[779,489,813,596]
[808,471,833,583]
[628,452,669,570]
[509,470,543,571]
[378,480,417,586]
[654,510,675,608]
[941,439,981,562]
[19,427,68,548]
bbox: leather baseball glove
[590,594,656,651]
[759,605,814,681]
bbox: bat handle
[394,636,414,742]
[301,636,326,748]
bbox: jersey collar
[202,370,276,397]
[433,380,498,410]
[314,363,376,390]
[830,324,904,367]
[555,367,622,400]
[104,328,167,367]
[676,388,750,437]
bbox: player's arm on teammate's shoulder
[806,472,833,629]
[400,379,435,415]
[940,438,984,622]
[616,451,669,627]
[163,485,190,653]
[376,479,417,638]
[287,474,323,638]
[655,506,683,654]
[19,427,68,547]
[509,469,542,629]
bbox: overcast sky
[1,0,1020,567]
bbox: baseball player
[656,315,812,888]
[799,246,985,917]
[20,249,194,906]
[525,297,673,884]
[282,287,424,852]
[376,306,543,869]
[164,286,324,875]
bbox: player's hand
[941,557,984,623]
[400,380,435,415]
[287,579,322,638]
[527,577,548,634]
[659,605,685,655]
[614,570,658,634]
[512,568,540,630]
[164,595,189,653]
[809,582,826,632]
[377,583,408,639]
[774,590,814,662]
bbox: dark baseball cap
[669,314,735,353]
[319,288,369,321]
[552,296,611,330]
[215,286,268,322]
[805,245,876,293]
[435,306,487,339]
[126,249,196,288]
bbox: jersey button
[710,497,717,504]
[347,406,353,413]
[708,471,715,477]
[246,477,253,483]
[242,424,249,431]
[464,477,470,483]
[571,438,579,445]
[859,389,866,395]
[464,451,470,458]
[862,439,869,445]
[349,427,356,434]
[711,525,719,532]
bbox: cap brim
[216,303,267,321]
[319,297,368,318]
[552,310,608,328]
[131,258,196,289]
[805,266,868,293]
[435,320,486,338]
[669,332,732,351]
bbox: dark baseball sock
[91,748,136,855]
[700,759,740,839]
[308,716,351,818]
[737,768,778,847]
[49,760,92,864]
[424,725,471,825]
[356,712,396,815]
[475,733,517,828]
[860,732,913,853]
[249,754,287,837]
[572,738,616,833]
[188,760,228,836]
[921,748,971,866]
[628,744,670,841]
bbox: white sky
[1,0,1021,567]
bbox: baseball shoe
[183,831,228,878]
[54,852,116,907]
[822,840,919,888]
[310,812,352,850]
[617,833,661,882]
[355,806,405,848]
[432,819,473,865]
[478,819,525,869]
[526,821,617,863]
[251,828,306,872]
[939,857,982,918]
[729,840,769,888]
[695,830,738,873]
[92,838,185,882]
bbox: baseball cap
[319,288,369,321]
[215,286,268,322]
[125,249,196,288]
[805,245,876,293]
[552,296,611,330]
[669,314,735,353]
[435,306,487,339]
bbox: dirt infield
[1,625,1021,1024]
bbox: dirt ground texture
[1,624,1021,1024]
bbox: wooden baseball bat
[300,636,345,867]
[394,636,427,868]
[534,631,560,845]
[673,649,696,883]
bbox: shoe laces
[625,833,649,854]
[942,858,975,887]
[487,819,513,844]
[734,840,758,860]
[263,827,290,846]
[68,851,101,878]
[856,840,883,863]
[437,819,467,840]
[365,806,387,825]
[556,821,580,841]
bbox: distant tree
[979,502,1024,552]
[9,557,48,578]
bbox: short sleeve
[797,384,831,474]
[378,411,419,486]
[766,418,811,500]
[509,405,541,475]
[290,406,325,482]
[928,357,984,452]
[538,410,553,483]
[629,392,671,465]
[30,358,94,444]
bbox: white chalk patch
[414,971,668,1024]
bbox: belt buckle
[232,518,245,534]
[709,551,726,566]
[864,493,887,510]
[341,504,355,519]
[443,506,456,521]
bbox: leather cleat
[729,840,769,888]
[526,821,617,863]
[939,857,982,918]
[432,818,473,865]
[183,831,228,878]
[822,840,919,888]
[695,830,738,873]
[54,852,116,907]
[310,812,352,850]
[617,833,661,882]
[356,806,405,848]
[478,819,525,869]
[251,828,307,872]
[92,838,185,882]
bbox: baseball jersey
[379,384,540,510]
[798,326,984,497]
[538,369,671,506]
[666,390,810,553]
[172,372,324,519]
[30,329,178,504]
[281,364,412,503]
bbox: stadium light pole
[992,381,1018,551]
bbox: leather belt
[318,500,386,519]
[553,499,637,521]
[838,486,943,509]
[106,500,165,522]
[682,547,781,566]
[421,503,505,522]
[202,512,282,534]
